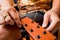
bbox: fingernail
[46,28,49,31]
[42,24,46,27]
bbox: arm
[52,0,60,15]
[42,0,60,33]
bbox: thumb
[42,14,49,28]
[8,8,21,27]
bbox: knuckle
[5,16,11,22]
[0,16,5,24]
[5,17,14,25]
[14,17,18,20]
[56,17,60,22]
[44,14,48,17]
[9,20,14,25]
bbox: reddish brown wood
[21,17,56,40]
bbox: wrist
[51,8,59,15]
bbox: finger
[42,14,49,28]
[5,15,14,25]
[46,19,59,31]
[8,8,21,27]
[0,11,14,25]
[0,15,5,25]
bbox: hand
[42,9,60,33]
[0,7,21,40]
[0,7,21,27]
[0,0,21,40]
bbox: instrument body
[20,11,56,40]
[20,17,56,40]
